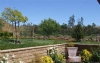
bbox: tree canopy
[72,23,84,41]
[1,8,28,40]
[39,18,61,36]
[68,15,75,28]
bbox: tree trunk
[15,21,17,40]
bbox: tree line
[0,8,100,41]
[17,16,100,41]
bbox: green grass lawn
[0,39,100,50]
[0,39,67,50]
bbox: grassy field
[0,39,100,50]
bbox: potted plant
[67,43,78,57]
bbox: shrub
[41,56,53,63]
[90,47,100,62]
[0,31,13,39]
[31,53,42,63]
[80,49,92,62]
[67,42,75,47]
[55,54,65,63]
[47,46,65,63]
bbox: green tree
[33,24,39,34]
[21,23,34,39]
[92,23,96,28]
[68,15,75,28]
[39,18,61,36]
[85,25,92,36]
[1,8,28,40]
[67,15,75,35]
[26,23,33,39]
[72,23,84,41]
[78,17,84,26]
[61,23,68,35]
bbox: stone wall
[0,43,99,63]
[75,44,100,54]
[0,44,66,63]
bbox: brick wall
[0,44,66,63]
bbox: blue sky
[0,0,100,26]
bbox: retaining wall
[0,44,66,63]
[0,43,100,63]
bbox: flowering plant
[41,56,53,63]
[47,45,65,63]
[1,54,9,63]
[0,54,23,63]
[80,49,92,62]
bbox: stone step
[67,56,81,62]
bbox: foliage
[67,42,75,47]
[38,18,61,36]
[77,17,84,26]
[21,23,34,39]
[41,56,53,63]
[80,49,92,62]
[61,23,68,35]
[31,53,42,63]
[83,23,100,36]
[47,46,65,63]
[1,7,28,40]
[0,31,13,39]
[68,15,75,28]
[90,47,100,62]
[72,24,84,41]
[55,54,65,63]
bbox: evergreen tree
[72,23,84,41]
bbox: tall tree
[68,15,75,28]
[86,25,92,36]
[92,23,96,28]
[33,24,39,34]
[61,23,68,35]
[27,23,34,39]
[1,8,28,40]
[39,18,61,36]
[72,23,84,41]
[78,17,84,26]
